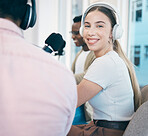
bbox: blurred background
[24,0,148,88]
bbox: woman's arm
[77,78,103,107]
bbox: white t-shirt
[75,50,90,74]
[84,51,134,121]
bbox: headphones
[20,0,37,30]
[80,2,123,41]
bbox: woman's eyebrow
[95,21,105,24]
[84,22,90,24]
[84,21,106,24]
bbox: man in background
[0,0,77,136]
[70,15,95,125]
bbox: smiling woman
[83,10,112,57]
[67,2,141,136]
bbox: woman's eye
[84,25,90,28]
[97,25,103,28]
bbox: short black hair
[0,0,27,21]
[73,15,82,23]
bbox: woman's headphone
[20,0,37,30]
[80,2,123,41]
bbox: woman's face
[83,9,113,57]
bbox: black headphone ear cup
[20,4,31,30]
[29,7,36,28]
[20,0,36,30]
[29,0,37,28]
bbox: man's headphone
[80,2,123,41]
[20,0,37,30]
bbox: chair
[123,101,148,136]
[141,85,148,104]
[123,85,148,136]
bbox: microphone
[43,33,66,56]
[42,45,53,53]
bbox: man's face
[71,22,85,47]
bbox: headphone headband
[82,2,121,26]
[80,2,123,40]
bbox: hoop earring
[108,37,112,44]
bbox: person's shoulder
[91,51,117,70]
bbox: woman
[67,2,141,136]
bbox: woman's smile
[87,38,99,45]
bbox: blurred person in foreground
[0,0,77,136]
[70,15,95,125]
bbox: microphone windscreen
[45,33,56,44]
[45,33,65,51]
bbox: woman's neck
[95,46,113,58]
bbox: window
[145,45,148,58]
[147,0,148,10]
[132,0,142,22]
[128,0,148,87]
[136,1,142,8]
[71,0,82,65]
[136,0,142,22]
[136,9,142,21]
[134,46,141,66]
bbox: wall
[24,0,59,48]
